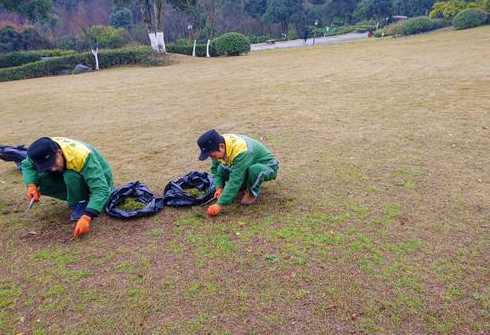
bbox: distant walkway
[251,32,369,51]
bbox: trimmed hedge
[212,32,250,56]
[92,46,154,68]
[0,49,77,68]
[401,16,446,35]
[312,22,377,37]
[0,46,153,82]
[453,8,488,30]
[375,16,446,37]
[166,43,217,57]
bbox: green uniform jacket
[211,134,277,206]
[21,137,113,216]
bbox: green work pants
[37,171,89,208]
[219,160,279,197]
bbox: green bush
[377,17,446,37]
[401,16,445,35]
[212,32,250,56]
[452,8,488,29]
[0,49,77,68]
[0,46,154,82]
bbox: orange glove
[207,204,222,217]
[73,215,91,238]
[26,184,40,202]
[214,188,223,200]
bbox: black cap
[197,129,224,161]
[27,137,59,172]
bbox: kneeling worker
[21,137,113,237]
[197,129,279,217]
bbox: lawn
[0,26,489,334]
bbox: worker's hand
[26,184,40,202]
[214,188,223,200]
[73,215,91,238]
[207,204,222,217]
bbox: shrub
[0,49,77,68]
[212,32,250,56]
[0,46,154,82]
[452,8,488,29]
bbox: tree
[326,0,359,24]
[138,0,196,52]
[354,0,392,21]
[244,0,267,18]
[55,0,80,11]
[0,0,54,22]
[391,0,435,17]
[110,7,133,28]
[263,0,304,34]
[0,25,51,52]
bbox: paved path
[251,32,369,52]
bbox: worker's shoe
[240,191,257,205]
[69,201,88,222]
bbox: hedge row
[375,16,447,37]
[0,46,153,82]
[0,49,77,68]
[166,32,250,57]
[166,43,217,57]
[312,22,377,37]
[401,16,446,35]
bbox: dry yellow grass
[0,26,489,334]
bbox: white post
[206,39,211,58]
[91,47,99,70]
[192,40,197,57]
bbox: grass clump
[184,187,206,198]
[117,197,146,211]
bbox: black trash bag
[105,181,165,219]
[0,145,28,169]
[163,171,216,207]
